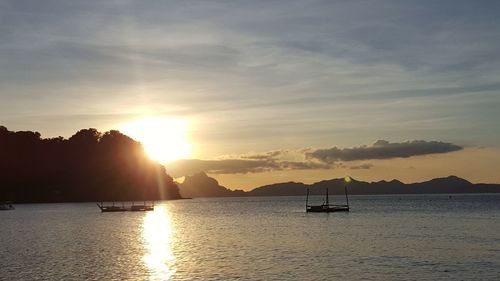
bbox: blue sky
[1,0,499,187]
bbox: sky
[1,0,500,190]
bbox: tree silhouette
[0,126,181,203]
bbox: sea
[1,194,499,281]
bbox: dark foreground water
[1,194,499,280]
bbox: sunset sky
[1,0,499,190]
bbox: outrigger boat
[0,201,15,211]
[306,186,349,213]
[97,201,154,212]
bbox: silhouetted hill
[0,126,181,203]
[250,181,307,196]
[179,173,500,198]
[179,172,245,198]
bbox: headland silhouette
[0,126,180,203]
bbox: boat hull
[130,205,154,211]
[99,207,128,212]
[0,202,14,210]
[306,205,349,213]
[97,202,154,212]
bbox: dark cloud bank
[167,140,463,177]
[306,140,463,163]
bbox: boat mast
[344,185,349,207]
[326,188,329,206]
[306,188,309,207]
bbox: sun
[120,116,190,163]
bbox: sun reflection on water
[143,206,176,280]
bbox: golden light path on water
[143,206,176,280]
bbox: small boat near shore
[0,201,15,211]
[306,183,350,213]
[97,201,154,212]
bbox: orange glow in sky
[120,116,190,163]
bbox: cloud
[307,140,463,163]
[349,163,374,170]
[165,150,329,177]
[2,0,500,148]
[239,150,284,160]
[166,139,462,176]
[166,159,278,176]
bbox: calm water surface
[1,194,499,280]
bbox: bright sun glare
[120,117,190,163]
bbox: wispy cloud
[1,0,499,148]
[165,158,328,177]
[349,163,374,170]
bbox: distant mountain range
[179,172,500,198]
